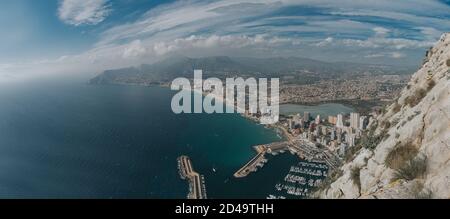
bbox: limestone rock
[320,33,450,199]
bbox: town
[170,70,280,124]
[279,75,409,108]
[234,109,376,198]
[243,108,375,159]
[280,110,372,157]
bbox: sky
[1,0,450,80]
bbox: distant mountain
[89,56,415,85]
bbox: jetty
[233,146,268,178]
[177,156,207,199]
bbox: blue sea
[0,76,343,198]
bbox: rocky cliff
[319,33,450,199]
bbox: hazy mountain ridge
[89,56,414,85]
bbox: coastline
[87,81,341,198]
[88,82,308,141]
[191,87,291,140]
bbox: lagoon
[280,103,354,117]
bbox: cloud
[364,53,385,59]
[147,34,299,56]
[117,34,300,61]
[3,0,450,80]
[417,27,443,40]
[341,27,435,50]
[342,37,433,50]
[94,0,449,54]
[364,52,406,59]
[316,37,334,47]
[373,27,390,37]
[391,52,405,59]
[0,33,306,81]
[122,40,147,58]
[58,0,111,26]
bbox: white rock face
[320,33,450,199]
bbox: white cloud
[391,52,405,59]
[94,0,449,55]
[122,40,147,59]
[373,27,390,37]
[0,34,303,81]
[343,37,433,50]
[4,0,450,80]
[417,27,443,40]
[121,34,300,58]
[364,53,385,58]
[341,27,435,50]
[147,34,297,56]
[315,37,334,47]
[364,52,406,59]
[58,0,111,26]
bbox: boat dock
[233,142,289,178]
[177,156,207,199]
[233,149,267,178]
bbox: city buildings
[359,116,368,130]
[336,114,344,128]
[350,112,360,129]
[315,115,321,125]
[328,116,337,125]
[303,112,310,123]
[283,111,373,159]
[289,119,296,130]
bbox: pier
[233,138,341,178]
[177,156,207,199]
[233,148,267,178]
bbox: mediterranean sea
[0,76,344,198]
[0,76,295,198]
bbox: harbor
[269,160,329,198]
[233,138,340,178]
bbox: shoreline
[89,81,342,198]
[90,81,382,114]
[88,82,338,141]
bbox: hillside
[318,33,450,199]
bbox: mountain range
[89,56,415,85]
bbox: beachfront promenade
[233,138,340,178]
[177,156,207,199]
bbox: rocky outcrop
[320,33,450,199]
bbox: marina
[233,138,340,178]
[269,160,329,198]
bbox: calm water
[280,103,354,117]
[0,77,302,198]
